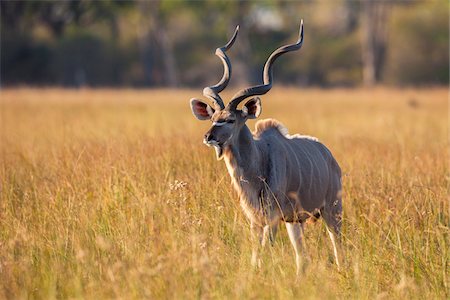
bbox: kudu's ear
[242,97,261,119]
[190,98,215,120]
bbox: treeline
[1,0,448,88]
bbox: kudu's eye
[227,119,235,124]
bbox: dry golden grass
[0,88,448,299]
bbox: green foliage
[0,1,447,87]
[384,2,449,85]
[53,32,126,86]
[1,31,55,85]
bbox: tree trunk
[362,0,376,86]
[232,0,252,86]
[137,0,178,87]
[159,27,178,87]
[137,1,154,86]
[361,0,389,86]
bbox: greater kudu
[190,21,342,273]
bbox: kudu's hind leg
[326,226,341,269]
[285,222,308,275]
[322,190,343,269]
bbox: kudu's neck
[223,125,265,193]
[224,125,257,165]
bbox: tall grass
[1,88,447,299]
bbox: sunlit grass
[0,88,447,299]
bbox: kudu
[190,21,342,273]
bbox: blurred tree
[137,0,178,87]
[228,0,252,86]
[1,0,447,88]
[361,0,389,86]
[1,0,132,87]
[384,2,449,85]
[275,1,362,86]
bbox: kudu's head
[190,21,304,159]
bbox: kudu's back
[254,119,342,224]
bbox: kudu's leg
[262,223,278,247]
[322,187,343,269]
[285,222,308,275]
[250,222,264,268]
[326,226,341,269]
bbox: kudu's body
[190,21,342,273]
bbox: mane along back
[253,118,319,141]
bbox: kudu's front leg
[250,222,264,268]
[251,219,279,268]
[262,223,278,247]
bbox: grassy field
[0,88,448,299]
